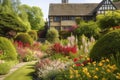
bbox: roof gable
[94,0,117,12]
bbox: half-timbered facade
[48,0,120,31]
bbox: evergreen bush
[0,37,17,60]
[90,29,120,61]
[15,33,33,45]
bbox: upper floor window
[54,17,61,22]
[62,16,75,20]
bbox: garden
[0,0,120,80]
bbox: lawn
[4,62,36,80]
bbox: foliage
[0,37,17,60]
[97,11,120,30]
[0,62,11,75]
[46,28,59,43]
[59,30,71,39]
[28,30,38,41]
[90,29,120,61]
[15,33,33,45]
[19,5,45,30]
[75,21,100,39]
[0,13,29,37]
[55,58,120,80]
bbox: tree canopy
[97,10,120,30]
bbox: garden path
[0,61,36,80]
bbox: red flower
[73,58,78,62]
[75,63,81,66]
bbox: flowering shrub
[14,41,42,62]
[52,43,77,55]
[35,58,70,79]
[55,58,120,80]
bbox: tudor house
[48,0,120,31]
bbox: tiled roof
[49,1,120,16]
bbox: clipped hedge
[90,29,120,61]
[15,33,33,45]
[0,37,17,60]
[28,30,38,41]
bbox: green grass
[4,62,36,80]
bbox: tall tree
[19,5,45,30]
[28,6,45,30]
[1,0,13,13]
[12,0,21,13]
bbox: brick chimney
[62,0,68,4]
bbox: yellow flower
[116,73,120,79]
[86,72,91,78]
[117,73,120,76]
[98,62,103,66]
[92,61,96,66]
[70,75,73,79]
[106,59,109,62]
[69,69,73,75]
[95,68,99,71]
[102,78,107,80]
[82,67,88,73]
[116,76,120,79]
[87,57,90,60]
[106,69,111,73]
[101,60,105,63]
[93,75,98,79]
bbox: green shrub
[46,28,59,43]
[22,49,34,62]
[59,31,71,39]
[75,21,100,39]
[90,29,120,61]
[97,11,120,29]
[0,62,11,75]
[15,33,33,45]
[0,37,17,60]
[28,30,38,41]
[0,13,30,37]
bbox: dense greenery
[90,29,120,61]
[28,30,38,41]
[0,62,11,75]
[19,5,45,30]
[0,37,17,60]
[97,11,120,30]
[15,33,33,45]
[75,21,100,39]
[0,13,28,37]
[46,28,59,43]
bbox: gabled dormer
[94,0,117,14]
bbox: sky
[20,0,102,20]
